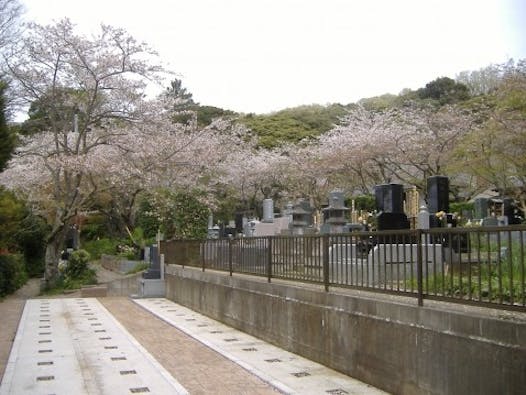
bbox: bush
[45,249,96,293]
[64,249,91,279]
[0,254,28,297]
[83,238,119,260]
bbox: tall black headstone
[427,176,449,213]
[374,183,410,231]
[234,213,243,233]
[473,197,489,219]
[374,184,404,213]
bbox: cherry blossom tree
[1,19,170,284]
[316,103,475,195]
[0,0,22,55]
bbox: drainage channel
[0,298,187,395]
[134,298,387,395]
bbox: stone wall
[164,265,525,395]
[100,254,141,274]
[106,273,142,296]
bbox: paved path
[0,279,42,382]
[134,298,385,395]
[1,298,187,395]
[0,276,387,394]
[101,297,278,395]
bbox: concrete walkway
[0,275,387,394]
[101,297,278,394]
[134,298,386,395]
[1,298,187,395]
[0,279,42,382]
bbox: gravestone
[376,212,410,231]
[375,183,404,213]
[474,197,489,219]
[427,176,449,214]
[234,212,244,234]
[262,198,274,223]
[142,245,160,279]
[374,184,410,231]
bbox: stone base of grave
[137,278,165,298]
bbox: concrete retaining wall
[106,273,142,296]
[100,255,141,274]
[165,265,525,395]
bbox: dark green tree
[0,80,15,171]
[163,78,196,126]
[417,77,470,104]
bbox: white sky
[21,0,526,114]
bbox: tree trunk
[44,230,66,288]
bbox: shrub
[0,254,28,297]
[83,238,119,260]
[64,249,91,279]
[45,249,97,293]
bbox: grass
[42,267,98,295]
[416,247,525,304]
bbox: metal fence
[160,225,526,311]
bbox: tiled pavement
[134,298,386,395]
[1,297,387,394]
[0,298,187,395]
[100,297,279,395]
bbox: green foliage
[82,238,120,260]
[0,254,28,297]
[358,94,400,111]
[0,188,46,276]
[64,249,91,279]
[349,195,376,212]
[0,80,15,171]
[195,105,236,127]
[0,187,47,276]
[449,202,474,216]
[80,213,108,241]
[18,87,90,136]
[15,214,47,276]
[48,249,97,292]
[240,103,349,148]
[417,77,470,105]
[136,190,209,240]
[136,198,159,239]
[0,187,26,251]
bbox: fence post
[267,237,273,283]
[201,241,206,272]
[416,229,424,306]
[323,234,330,292]
[228,238,233,276]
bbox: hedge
[0,254,28,297]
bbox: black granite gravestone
[427,176,449,213]
[374,184,404,213]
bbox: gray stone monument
[322,191,349,234]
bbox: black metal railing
[161,225,526,311]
